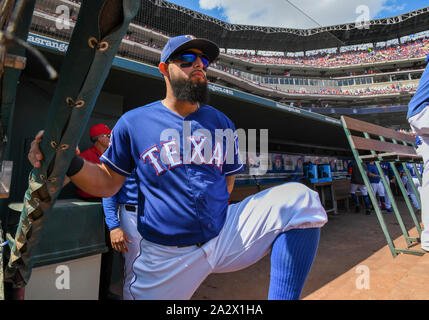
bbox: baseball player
[407,53,429,252]
[28,35,328,300]
[380,162,394,212]
[398,164,421,211]
[349,161,371,215]
[102,170,141,300]
[366,161,391,213]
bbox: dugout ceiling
[138,1,429,52]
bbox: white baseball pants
[127,182,328,300]
[409,106,429,249]
[118,204,141,300]
[371,181,385,197]
[350,183,368,196]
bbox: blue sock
[268,228,321,300]
[363,195,370,209]
[351,193,359,206]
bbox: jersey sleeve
[102,193,120,231]
[221,119,244,176]
[100,116,134,176]
[407,54,429,118]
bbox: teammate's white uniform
[407,54,429,251]
[119,204,141,300]
[102,172,140,299]
[350,183,368,196]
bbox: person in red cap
[76,123,112,199]
[77,123,118,300]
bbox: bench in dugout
[341,115,424,258]
[332,179,350,213]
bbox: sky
[165,0,429,29]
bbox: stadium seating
[228,39,429,68]
[30,0,428,110]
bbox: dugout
[1,31,351,299]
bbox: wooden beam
[341,116,415,144]
[350,135,416,154]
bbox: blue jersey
[380,162,393,178]
[416,135,422,147]
[102,171,139,231]
[405,163,418,178]
[101,101,243,246]
[407,54,429,119]
[366,163,380,183]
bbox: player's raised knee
[271,182,319,201]
[263,182,327,229]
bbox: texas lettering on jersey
[140,138,224,175]
[140,122,239,176]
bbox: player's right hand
[110,227,132,254]
[28,130,80,168]
[28,130,45,168]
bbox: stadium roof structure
[139,0,429,52]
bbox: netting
[30,0,167,68]
[6,0,140,288]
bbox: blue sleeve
[100,116,134,176]
[407,54,429,119]
[103,193,120,231]
[222,120,244,176]
[367,165,377,175]
[416,135,422,146]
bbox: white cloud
[198,0,393,29]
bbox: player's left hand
[110,227,131,254]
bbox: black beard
[170,77,209,104]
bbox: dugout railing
[341,115,424,258]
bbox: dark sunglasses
[169,51,210,68]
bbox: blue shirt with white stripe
[380,162,393,178]
[407,54,429,119]
[416,135,422,147]
[102,171,138,231]
[367,163,381,183]
[101,101,243,246]
[405,163,419,178]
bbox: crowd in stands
[35,3,429,69]
[255,83,417,97]
[230,39,429,67]
[211,62,418,97]
[289,100,411,111]
[31,3,423,100]
[341,84,417,96]
[123,33,162,50]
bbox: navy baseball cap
[160,35,220,64]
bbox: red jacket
[76,145,103,199]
